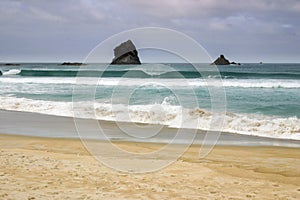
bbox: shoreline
[1,109,300,148]
[1,134,300,199]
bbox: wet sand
[0,134,300,199]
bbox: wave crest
[0,96,299,140]
[1,77,300,88]
[3,69,21,75]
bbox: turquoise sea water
[0,63,299,140]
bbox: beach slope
[0,134,299,199]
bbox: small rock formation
[4,63,20,66]
[61,62,84,66]
[212,55,240,65]
[111,40,141,65]
[0,71,2,76]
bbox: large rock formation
[111,40,141,65]
[212,55,240,65]
[0,71,2,76]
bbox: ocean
[0,63,299,142]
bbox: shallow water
[0,63,299,140]
[1,110,299,148]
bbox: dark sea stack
[0,71,2,76]
[61,62,84,66]
[212,55,230,65]
[230,61,241,65]
[111,40,141,65]
[212,55,240,65]
[4,63,20,66]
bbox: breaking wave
[5,68,300,79]
[2,69,21,75]
[0,96,299,140]
[0,77,300,88]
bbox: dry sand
[0,134,300,199]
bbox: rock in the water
[212,55,240,65]
[212,55,230,65]
[4,63,20,66]
[0,71,2,76]
[111,40,141,65]
[61,62,84,66]
[230,61,241,65]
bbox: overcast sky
[0,0,300,63]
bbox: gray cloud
[119,0,300,18]
[0,0,299,62]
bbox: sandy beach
[1,0,300,199]
[0,134,299,199]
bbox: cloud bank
[0,0,299,62]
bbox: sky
[0,0,300,63]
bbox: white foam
[220,79,300,88]
[0,77,77,84]
[0,97,73,117]
[0,96,299,140]
[127,63,173,76]
[3,69,21,75]
[1,77,300,88]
